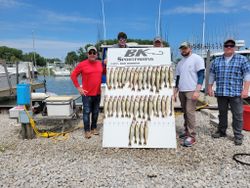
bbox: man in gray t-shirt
[174,41,205,147]
[112,32,128,48]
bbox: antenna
[201,0,206,57]
[101,0,106,43]
[32,30,37,67]
[157,0,162,36]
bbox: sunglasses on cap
[224,44,235,48]
[88,51,97,55]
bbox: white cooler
[45,96,74,116]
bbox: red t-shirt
[71,59,105,96]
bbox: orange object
[243,105,250,131]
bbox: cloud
[0,0,30,8]
[0,39,85,58]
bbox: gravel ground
[0,111,250,188]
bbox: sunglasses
[224,45,235,48]
[88,51,97,55]
[119,38,126,41]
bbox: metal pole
[101,0,106,43]
[204,50,211,102]
[202,0,206,57]
[157,0,162,36]
[16,61,19,84]
[32,30,37,68]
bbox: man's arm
[192,69,205,100]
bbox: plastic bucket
[17,84,31,105]
[243,105,250,131]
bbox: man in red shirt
[71,46,106,139]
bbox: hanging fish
[155,66,161,93]
[112,96,117,117]
[106,68,111,89]
[133,96,140,120]
[139,121,144,145]
[118,67,123,88]
[129,96,135,118]
[138,68,143,91]
[168,66,174,88]
[153,95,158,116]
[132,68,139,91]
[143,95,148,119]
[129,67,135,88]
[164,66,169,88]
[147,67,152,89]
[125,95,131,117]
[108,96,113,117]
[142,67,147,90]
[128,120,136,146]
[156,95,161,117]
[113,68,118,89]
[160,66,165,89]
[170,95,174,116]
[148,95,153,121]
[109,68,114,89]
[143,121,149,145]
[134,121,139,144]
[103,96,109,118]
[125,67,131,84]
[161,96,166,118]
[138,96,144,118]
[121,96,126,117]
[150,67,156,92]
[116,96,122,118]
[165,96,170,117]
[121,68,127,88]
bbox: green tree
[65,51,78,66]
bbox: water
[36,76,79,95]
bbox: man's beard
[181,51,191,57]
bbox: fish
[165,96,170,117]
[170,95,174,116]
[153,95,158,116]
[121,68,127,88]
[134,121,139,144]
[160,66,165,89]
[113,68,118,89]
[108,68,114,89]
[143,121,149,145]
[125,67,131,84]
[118,67,123,88]
[156,95,161,117]
[128,120,136,146]
[133,96,140,119]
[116,96,121,118]
[148,95,153,121]
[130,96,135,118]
[129,67,135,88]
[108,96,113,117]
[161,96,166,118]
[143,95,148,119]
[132,68,139,91]
[106,68,111,89]
[155,66,161,93]
[164,66,169,88]
[147,67,152,89]
[121,96,126,117]
[139,121,144,145]
[137,68,143,91]
[142,67,147,90]
[112,96,117,117]
[168,66,174,88]
[138,96,144,118]
[125,95,131,117]
[103,96,109,118]
[150,67,156,92]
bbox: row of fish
[103,95,174,120]
[129,120,149,146]
[106,66,174,92]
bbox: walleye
[147,67,152,89]
[103,96,109,118]
[116,96,122,118]
[156,95,161,117]
[139,121,144,145]
[143,121,149,145]
[142,67,147,90]
[138,96,144,118]
[165,96,170,117]
[138,68,143,91]
[170,95,174,116]
[118,67,123,88]
[164,66,169,88]
[106,68,111,89]
[150,67,156,92]
[133,96,140,119]
[132,68,139,91]
[160,66,165,89]
[108,96,113,117]
[125,67,131,85]
[128,120,136,146]
[148,95,153,121]
[161,96,166,118]
[113,68,118,89]
[130,96,135,118]
[108,68,114,89]
[134,121,140,144]
[153,95,158,116]
[168,66,174,88]
[125,95,131,117]
[121,96,126,117]
[121,68,127,88]
[143,95,148,119]
[129,67,135,88]
[155,66,161,93]
[112,96,117,117]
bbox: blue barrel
[17,84,31,105]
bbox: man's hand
[208,85,214,97]
[77,87,87,96]
[192,91,200,100]
[173,88,178,102]
[241,89,249,98]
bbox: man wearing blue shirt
[208,39,250,145]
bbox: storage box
[9,106,25,119]
[45,96,74,116]
[18,110,32,123]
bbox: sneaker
[234,138,243,146]
[84,131,91,139]
[182,136,196,147]
[91,129,99,135]
[179,131,189,139]
[212,131,227,138]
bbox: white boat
[52,68,71,76]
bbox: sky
[0,0,250,59]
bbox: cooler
[45,96,74,117]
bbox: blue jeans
[82,95,101,132]
[217,96,243,139]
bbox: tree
[77,47,87,62]
[65,51,78,66]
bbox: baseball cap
[179,41,191,49]
[87,46,97,52]
[154,36,162,43]
[117,32,127,40]
[224,39,236,45]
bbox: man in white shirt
[174,42,205,147]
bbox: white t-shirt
[176,53,205,92]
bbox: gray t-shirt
[176,53,205,92]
